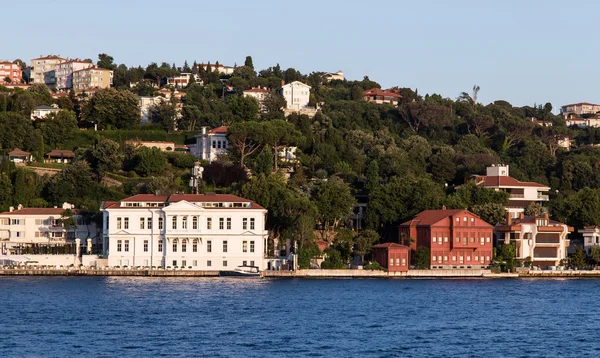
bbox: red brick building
[399,209,494,269]
[372,243,410,272]
[0,61,22,84]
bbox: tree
[227,121,264,168]
[82,88,139,129]
[134,147,168,176]
[87,138,124,180]
[244,56,254,70]
[39,110,78,149]
[0,174,13,212]
[471,203,506,225]
[571,246,588,269]
[525,202,546,217]
[262,92,287,114]
[261,120,304,171]
[413,247,430,269]
[148,100,178,132]
[314,176,357,233]
[60,209,77,230]
[354,229,379,264]
[97,53,116,70]
[229,95,259,121]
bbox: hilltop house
[561,102,600,119]
[31,105,59,120]
[191,126,229,162]
[399,209,494,269]
[242,87,268,112]
[362,88,402,105]
[7,148,31,163]
[472,165,550,218]
[279,81,311,110]
[45,149,75,163]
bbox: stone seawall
[263,269,493,278]
[0,269,220,277]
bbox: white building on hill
[101,193,269,270]
[191,126,229,162]
[280,81,311,110]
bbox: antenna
[189,162,204,194]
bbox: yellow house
[72,67,113,92]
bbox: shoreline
[2,268,600,278]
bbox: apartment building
[0,61,22,84]
[192,126,229,162]
[72,67,113,92]
[101,193,268,270]
[55,59,93,91]
[561,102,600,118]
[399,209,494,269]
[30,55,65,86]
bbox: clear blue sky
[5,0,597,110]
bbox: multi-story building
[139,95,167,122]
[0,203,100,256]
[29,55,65,86]
[372,243,410,272]
[242,87,268,112]
[195,63,235,75]
[167,73,200,88]
[279,81,311,110]
[72,67,113,92]
[363,88,402,105]
[472,165,550,218]
[399,209,494,269]
[55,59,93,91]
[561,102,600,118]
[0,61,22,84]
[191,126,229,162]
[494,213,572,269]
[101,193,268,270]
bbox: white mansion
[101,193,268,270]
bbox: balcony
[537,194,549,201]
[509,193,525,199]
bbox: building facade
[55,60,94,91]
[494,213,572,268]
[139,96,167,122]
[372,243,410,272]
[321,70,344,82]
[0,61,22,84]
[363,88,402,105]
[191,126,229,162]
[242,87,268,112]
[30,55,65,86]
[72,67,113,92]
[279,81,311,110]
[31,105,60,120]
[473,165,550,218]
[399,209,494,269]
[102,194,268,270]
[561,102,600,118]
[0,203,100,256]
[167,73,200,87]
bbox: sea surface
[0,277,598,357]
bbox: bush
[413,247,430,269]
[363,261,387,271]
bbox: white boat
[219,266,261,277]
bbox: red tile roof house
[362,88,402,105]
[399,209,494,269]
[372,243,410,272]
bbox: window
[486,256,490,261]
[212,141,216,148]
[243,218,248,230]
[467,256,471,261]
[173,260,177,266]
[433,256,437,261]
[223,260,227,267]
[207,260,212,267]
[117,217,122,229]
[207,240,212,253]
[192,216,198,230]
[433,237,437,243]
[219,218,224,230]
[106,217,109,230]
[463,217,467,222]
[455,237,460,243]
[250,260,254,266]
[470,237,475,243]
[147,217,152,229]
[438,256,442,262]
[172,216,177,229]
[143,240,148,252]
[243,260,247,266]
[182,260,187,267]
[124,240,129,252]
[480,237,484,245]
[226,218,231,230]
[456,217,460,222]
[459,256,464,264]
[223,240,228,253]
[140,218,145,229]
[158,239,163,252]
[389,259,394,266]
[243,241,248,253]
[486,237,491,243]
[173,239,178,252]
[207,218,212,230]
[124,218,129,229]
[117,240,122,252]
[193,239,198,252]
[402,258,406,266]
[444,256,448,262]
[471,218,475,222]
[182,216,188,229]
[182,239,187,252]
[158,217,164,230]
[250,218,255,230]
[444,237,448,242]
[452,256,456,261]
[463,237,467,244]
[250,241,255,253]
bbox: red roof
[0,208,77,215]
[32,55,65,60]
[45,149,75,158]
[363,88,402,99]
[8,148,30,156]
[102,201,118,209]
[207,126,228,134]
[114,194,264,209]
[401,209,469,227]
[475,175,549,189]
[372,243,410,249]
[121,194,169,202]
[72,67,112,73]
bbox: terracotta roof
[475,175,549,189]
[363,88,402,99]
[401,210,468,227]
[31,55,65,60]
[243,88,268,93]
[114,193,264,209]
[8,148,31,156]
[0,208,78,216]
[207,126,228,134]
[102,201,118,209]
[45,150,75,158]
[562,102,600,107]
[121,194,169,202]
[372,243,410,249]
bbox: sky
[4,0,598,110]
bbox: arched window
[182,216,188,229]
[182,239,187,252]
[172,239,178,252]
[193,239,198,252]
[192,216,198,230]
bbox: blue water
[0,277,598,357]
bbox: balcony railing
[509,193,525,199]
[537,194,549,200]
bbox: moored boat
[219,266,261,277]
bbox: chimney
[519,212,525,220]
[9,206,14,212]
[442,205,446,210]
[506,212,512,226]
[17,204,23,210]
[544,212,549,220]
[201,126,207,135]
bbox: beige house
[321,70,344,82]
[73,67,113,92]
[561,102,600,118]
[30,55,65,86]
[242,87,268,112]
